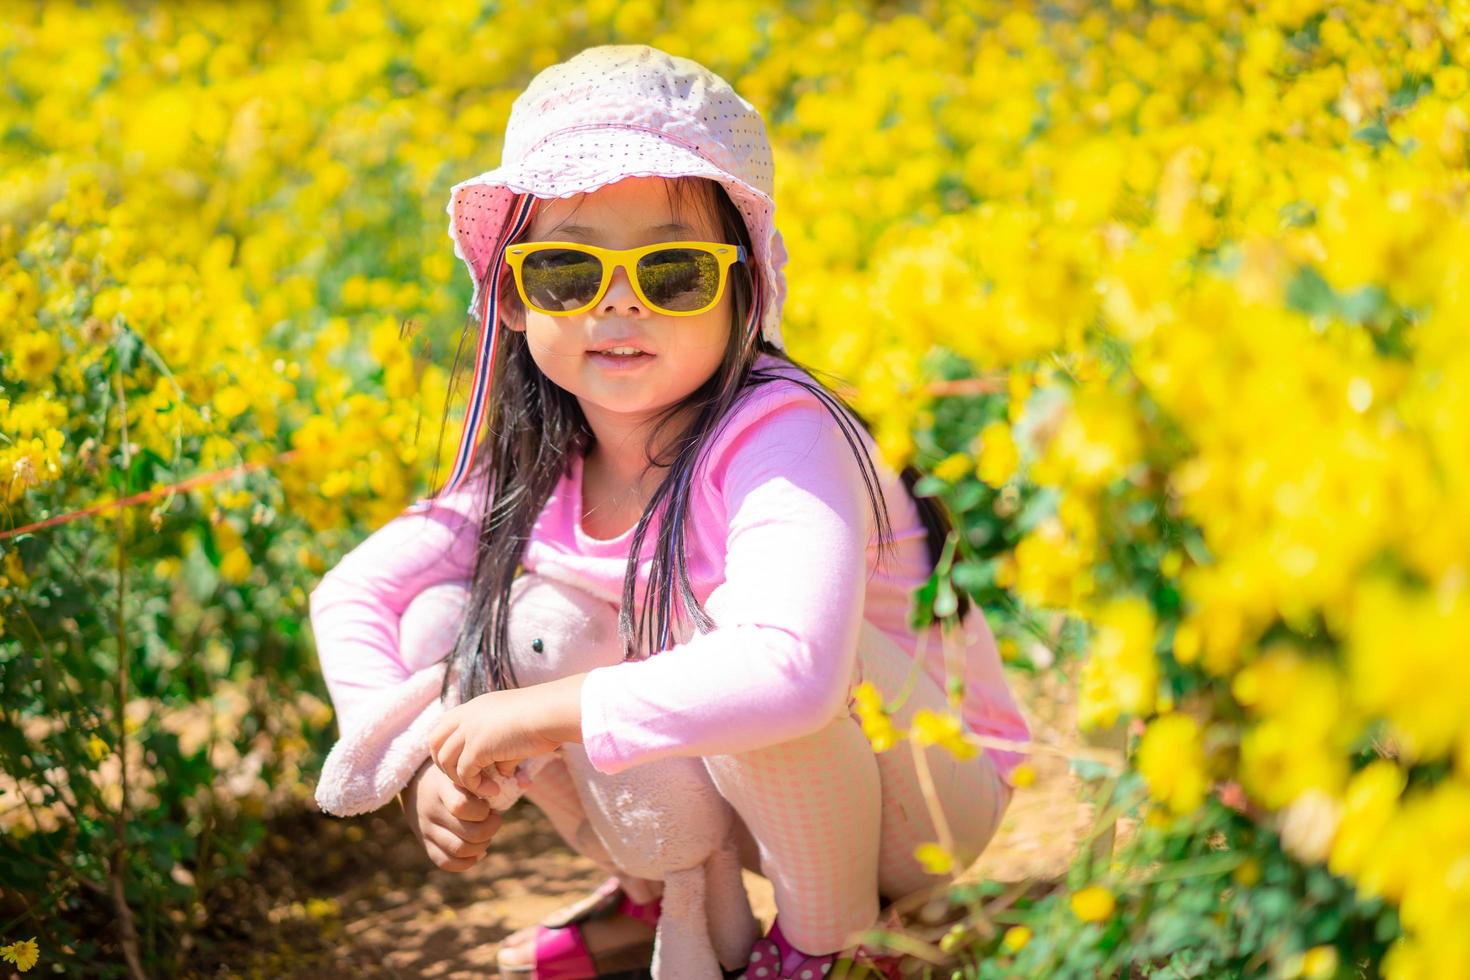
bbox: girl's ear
[502,300,526,333]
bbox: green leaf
[1352,119,1392,148]
[952,559,995,594]
[1284,265,1335,317]
[912,475,947,498]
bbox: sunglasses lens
[637,248,721,312]
[520,248,604,311]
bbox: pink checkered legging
[518,618,1013,957]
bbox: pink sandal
[737,916,904,980]
[497,877,662,979]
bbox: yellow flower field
[3,0,1469,975]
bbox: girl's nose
[598,266,647,317]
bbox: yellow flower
[1070,884,1116,923]
[1078,595,1157,729]
[913,842,954,874]
[1300,945,1339,979]
[1136,713,1209,815]
[1032,387,1141,491]
[1233,858,1262,887]
[852,681,904,753]
[212,384,251,420]
[1010,763,1037,788]
[909,708,978,760]
[1328,761,1404,881]
[86,733,110,762]
[931,451,972,484]
[1001,925,1032,953]
[1235,647,1351,809]
[9,332,61,383]
[0,937,39,972]
[219,547,252,584]
[976,420,1019,487]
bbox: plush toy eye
[532,638,544,654]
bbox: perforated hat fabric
[445,43,788,351]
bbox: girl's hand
[401,760,503,872]
[428,687,564,797]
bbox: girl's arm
[574,398,875,775]
[308,469,488,735]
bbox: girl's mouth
[587,350,654,371]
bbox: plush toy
[315,572,760,979]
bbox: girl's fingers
[434,731,465,783]
[443,783,492,822]
[423,824,490,867]
[427,712,455,755]
[432,808,502,845]
[454,754,478,795]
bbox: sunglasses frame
[502,240,747,317]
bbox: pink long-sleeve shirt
[308,353,1030,785]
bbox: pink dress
[309,353,1030,784]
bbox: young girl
[309,44,1029,979]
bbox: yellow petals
[1069,885,1116,923]
[1233,857,1262,887]
[976,420,1020,487]
[852,681,904,753]
[1009,762,1037,788]
[212,384,251,420]
[931,451,973,484]
[1328,761,1404,882]
[9,332,61,383]
[219,547,253,584]
[909,708,978,760]
[913,842,954,875]
[1078,595,1157,730]
[0,937,39,972]
[1137,713,1209,816]
[1001,925,1032,953]
[85,733,110,762]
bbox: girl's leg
[855,623,1014,902]
[701,704,884,955]
[701,620,1013,956]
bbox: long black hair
[433,177,971,703]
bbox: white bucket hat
[425,44,789,502]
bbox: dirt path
[203,671,1096,977]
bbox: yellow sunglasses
[503,240,747,317]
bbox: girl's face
[505,176,733,427]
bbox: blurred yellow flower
[1299,945,1340,979]
[1078,595,1157,730]
[851,681,903,753]
[10,331,61,383]
[1070,884,1116,923]
[1328,760,1405,883]
[86,733,109,762]
[932,451,972,484]
[1002,925,1032,953]
[1137,713,1209,815]
[910,708,978,760]
[976,420,1019,487]
[212,384,251,420]
[913,842,954,875]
